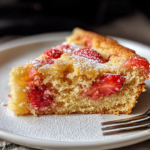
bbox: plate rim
[0,32,150,150]
[0,128,150,149]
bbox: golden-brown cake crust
[67,27,148,60]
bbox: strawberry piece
[27,67,53,108]
[42,48,61,65]
[124,57,150,75]
[82,74,125,100]
[8,94,12,98]
[28,85,53,108]
[74,48,105,63]
[43,48,62,59]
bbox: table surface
[0,11,150,150]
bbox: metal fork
[101,109,150,135]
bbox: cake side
[8,65,30,115]
[8,57,147,116]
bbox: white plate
[0,32,150,150]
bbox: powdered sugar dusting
[70,43,81,51]
[70,54,116,71]
[39,64,52,69]
[39,60,67,70]
[29,59,42,67]
[56,60,67,65]
[28,43,118,72]
[74,48,105,63]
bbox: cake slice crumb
[1,102,7,106]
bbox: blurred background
[0,0,150,45]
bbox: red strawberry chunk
[28,85,53,108]
[74,48,105,63]
[82,74,125,100]
[43,48,62,59]
[42,48,62,65]
[124,57,150,75]
[27,67,53,108]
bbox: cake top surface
[21,27,149,79]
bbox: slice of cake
[8,28,150,116]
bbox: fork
[101,109,150,135]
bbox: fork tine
[101,114,148,126]
[103,123,150,135]
[101,109,150,135]
[102,109,150,126]
[102,118,150,131]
